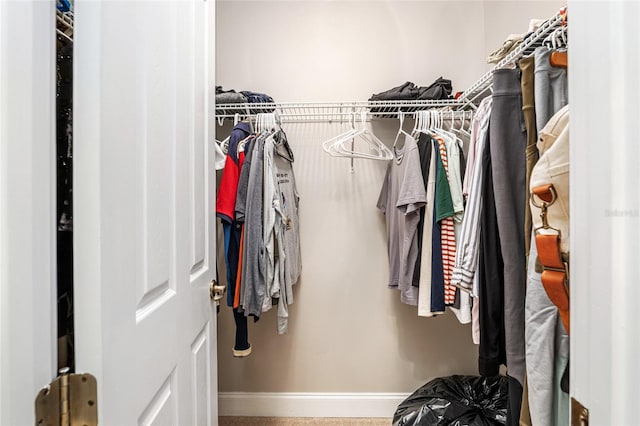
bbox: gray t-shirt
[377,135,426,306]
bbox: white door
[74,1,218,424]
[0,1,57,425]
[570,1,640,424]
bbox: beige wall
[215,0,563,395]
[216,120,479,393]
[216,1,486,101]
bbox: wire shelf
[215,99,466,123]
[215,9,567,121]
[458,11,566,109]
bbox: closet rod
[457,10,566,110]
[215,100,467,123]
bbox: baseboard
[218,392,408,418]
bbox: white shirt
[451,98,492,297]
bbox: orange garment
[232,144,249,309]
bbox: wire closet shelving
[214,9,567,123]
[458,10,566,109]
[215,100,467,124]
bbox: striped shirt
[436,137,458,305]
[462,98,493,198]
[443,133,471,323]
[451,98,493,297]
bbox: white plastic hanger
[410,111,420,139]
[457,111,471,137]
[423,110,433,134]
[349,112,393,159]
[255,114,262,133]
[446,110,466,148]
[322,113,357,155]
[256,112,280,134]
[393,112,413,149]
[413,110,429,138]
[555,26,567,50]
[446,110,470,152]
[325,112,392,161]
[429,110,456,148]
[420,110,432,133]
[216,113,241,155]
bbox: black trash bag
[393,375,508,426]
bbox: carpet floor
[218,417,392,425]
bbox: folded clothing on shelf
[369,81,420,101]
[416,77,453,100]
[215,87,276,105]
[215,87,276,115]
[216,92,247,104]
[368,78,453,116]
[486,18,547,64]
[240,91,275,104]
[369,78,453,102]
[486,33,524,64]
[216,86,247,104]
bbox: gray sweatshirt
[263,132,301,333]
[273,135,301,295]
[239,136,266,318]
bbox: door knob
[210,280,226,304]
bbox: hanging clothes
[435,137,457,306]
[377,134,426,306]
[526,106,570,426]
[488,68,528,424]
[263,131,301,334]
[216,122,252,355]
[417,136,439,317]
[372,114,473,319]
[430,142,454,312]
[452,97,493,298]
[225,121,302,334]
[477,124,506,378]
[520,45,569,426]
[233,134,255,310]
[239,136,267,318]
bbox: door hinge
[35,368,98,426]
[571,397,589,426]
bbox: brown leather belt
[531,184,570,334]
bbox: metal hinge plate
[35,372,97,426]
[571,397,589,426]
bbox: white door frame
[569,1,640,424]
[0,1,58,424]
